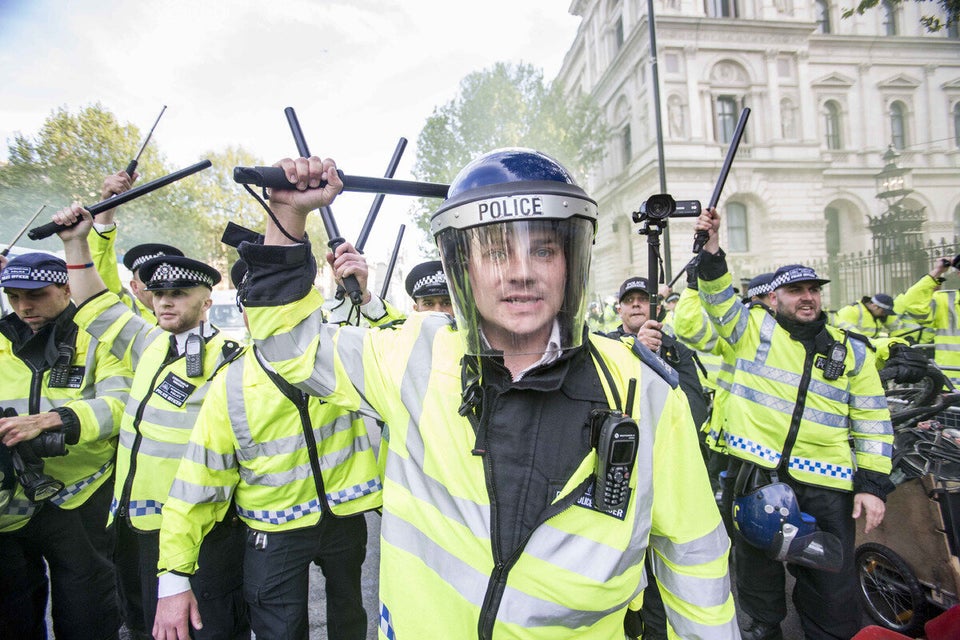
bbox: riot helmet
[430,148,597,357]
[732,464,844,572]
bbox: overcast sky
[0,0,582,258]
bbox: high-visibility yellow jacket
[0,306,130,531]
[699,271,893,490]
[245,284,738,639]
[74,290,241,532]
[157,292,402,576]
[157,347,383,575]
[832,299,902,340]
[89,224,156,324]
[897,275,960,383]
[891,290,935,345]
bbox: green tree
[0,104,280,267]
[411,62,610,243]
[842,0,959,32]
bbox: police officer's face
[618,291,650,334]
[152,287,212,334]
[771,282,821,323]
[468,225,566,354]
[414,295,453,315]
[5,284,71,332]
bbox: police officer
[833,292,901,340]
[745,272,777,308]
[153,255,389,640]
[52,205,249,640]
[607,276,708,429]
[236,149,738,638]
[405,259,452,314]
[87,170,185,324]
[0,252,131,640]
[695,207,893,640]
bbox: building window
[953,203,960,239]
[726,202,749,252]
[621,124,632,169]
[715,96,738,143]
[614,17,624,50]
[825,207,841,255]
[954,102,960,148]
[824,101,842,149]
[815,0,831,33]
[890,101,907,150]
[882,0,898,35]
[705,0,737,18]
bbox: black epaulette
[630,339,679,388]
[843,330,875,351]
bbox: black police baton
[125,105,167,178]
[284,107,367,306]
[232,166,449,200]
[332,136,408,301]
[669,106,752,289]
[691,107,751,255]
[380,224,406,301]
[28,160,213,241]
[3,204,48,256]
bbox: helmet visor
[437,217,594,357]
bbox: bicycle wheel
[884,375,940,419]
[856,542,929,636]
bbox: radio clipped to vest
[589,409,640,512]
[185,332,204,378]
[47,344,76,388]
[813,330,847,381]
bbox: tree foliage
[0,104,280,270]
[842,0,959,32]
[411,62,610,243]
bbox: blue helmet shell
[447,148,578,198]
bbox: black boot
[740,618,784,640]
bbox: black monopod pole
[29,160,213,241]
[356,137,407,253]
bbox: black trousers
[0,480,119,640]
[117,516,249,640]
[732,467,861,640]
[243,513,368,640]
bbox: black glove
[685,261,698,291]
[881,344,930,384]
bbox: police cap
[405,260,448,299]
[122,243,184,274]
[139,255,221,291]
[0,253,68,290]
[618,277,650,302]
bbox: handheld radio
[591,410,640,512]
[185,331,204,378]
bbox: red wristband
[66,262,94,270]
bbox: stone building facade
[556,0,960,304]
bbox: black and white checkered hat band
[130,252,166,272]
[1,266,68,286]
[769,267,823,290]
[747,283,771,297]
[149,263,214,287]
[413,272,447,297]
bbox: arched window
[825,207,841,255]
[705,0,738,17]
[815,0,831,33]
[882,0,898,35]
[621,124,633,169]
[824,101,842,149]
[954,102,960,148]
[890,101,907,150]
[726,202,749,252]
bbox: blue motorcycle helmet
[732,465,844,572]
[430,148,598,357]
